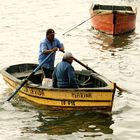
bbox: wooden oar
[72,57,97,73]
[7,51,54,101]
[62,12,101,35]
[72,56,127,92]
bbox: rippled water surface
[0,0,140,139]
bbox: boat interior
[93,4,133,12]
[6,63,108,88]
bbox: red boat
[89,4,137,35]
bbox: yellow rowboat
[0,63,116,114]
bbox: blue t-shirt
[38,38,63,70]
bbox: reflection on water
[89,29,137,50]
[22,109,113,136]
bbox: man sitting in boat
[52,52,78,88]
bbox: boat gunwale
[3,74,115,92]
[90,10,136,16]
[1,65,115,92]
